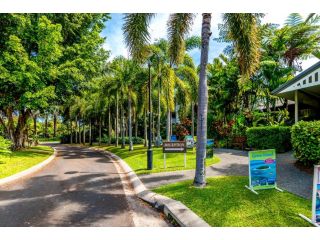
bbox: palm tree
[122,13,261,187]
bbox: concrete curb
[0,146,57,187]
[93,147,210,227]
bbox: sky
[101,13,319,71]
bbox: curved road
[0,144,168,227]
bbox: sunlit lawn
[100,144,220,175]
[154,176,312,227]
[0,146,53,179]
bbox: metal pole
[147,62,153,170]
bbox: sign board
[163,141,186,153]
[170,135,177,142]
[299,165,320,227]
[162,141,187,169]
[185,135,194,149]
[206,139,214,158]
[316,166,320,224]
[246,149,282,194]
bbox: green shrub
[246,126,291,153]
[291,121,320,166]
[0,136,11,153]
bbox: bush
[246,126,291,153]
[291,121,320,166]
[0,136,11,153]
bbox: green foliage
[0,136,11,153]
[291,121,320,166]
[246,126,292,153]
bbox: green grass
[153,176,312,227]
[99,144,220,175]
[0,146,54,179]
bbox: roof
[272,61,320,95]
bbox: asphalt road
[0,144,168,227]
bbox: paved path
[139,148,313,199]
[0,144,169,227]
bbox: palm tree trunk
[128,90,133,151]
[121,105,125,149]
[156,81,161,146]
[194,13,211,187]
[108,106,112,145]
[89,119,92,146]
[53,114,57,137]
[70,120,73,144]
[45,114,48,138]
[166,109,171,141]
[191,101,195,138]
[115,91,119,147]
[99,116,102,146]
[33,115,38,145]
[75,116,78,144]
[134,112,138,138]
[83,122,85,144]
[144,109,148,147]
[78,120,81,144]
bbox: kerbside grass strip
[0,146,53,179]
[154,176,312,227]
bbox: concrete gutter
[95,148,210,227]
[0,146,57,187]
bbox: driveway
[139,148,313,199]
[0,144,168,227]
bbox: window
[303,79,306,84]
[315,72,319,82]
[309,76,312,83]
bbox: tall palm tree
[122,13,261,187]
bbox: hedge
[291,121,320,166]
[246,126,291,153]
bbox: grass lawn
[154,176,312,227]
[100,144,220,175]
[0,146,54,179]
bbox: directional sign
[163,141,186,153]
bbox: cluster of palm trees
[64,13,262,187]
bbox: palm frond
[223,13,261,82]
[122,13,155,61]
[167,13,195,66]
[285,13,303,26]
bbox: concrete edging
[101,149,210,227]
[0,146,57,187]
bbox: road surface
[0,144,168,227]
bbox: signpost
[206,139,214,158]
[245,149,283,194]
[299,165,320,227]
[163,141,187,168]
[185,135,195,149]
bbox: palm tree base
[193,180,207,188]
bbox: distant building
[272,61,320,123]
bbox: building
[272,61,320,123]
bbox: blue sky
[101,13,319,70]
